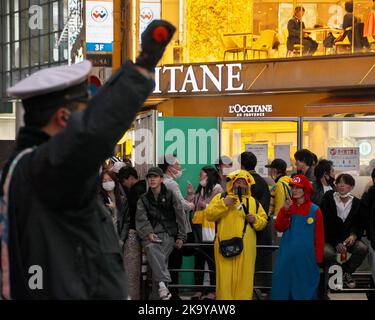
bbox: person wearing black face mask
[311,159,336,206]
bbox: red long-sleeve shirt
[275,202,325,264]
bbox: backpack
[0,148,34,300]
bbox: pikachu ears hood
[226,170,255,196]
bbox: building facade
[0,0,69,163]
[116,0,375,198]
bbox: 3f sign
[28,265,43,290]
[95,44,105,51]
[29,5,43,30]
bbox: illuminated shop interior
[130,0,375,64]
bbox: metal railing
[142,242,375,299]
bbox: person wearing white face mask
[267,159,292,218]
[99,170,130,246]
[158,154,194,299]
[186,166,223,300]
[320,173,368,290]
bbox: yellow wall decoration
[186,0,253,63]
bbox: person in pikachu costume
[205,169,268,300]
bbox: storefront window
[154,0,375,65]
[303,119,375,195]
[221,120,299,176]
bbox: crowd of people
[1,18,373,300]
[98,148,375,301]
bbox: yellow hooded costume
[205,170,268,300]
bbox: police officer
[0,20,175,299]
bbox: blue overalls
[271,203,320,300]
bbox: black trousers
[168,248,183,295]
[254,221,273,290]
[194,245,215,293]
[302,38,318,55]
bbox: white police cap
[7,60,92,100]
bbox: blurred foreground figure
[0,20,175,300]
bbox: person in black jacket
[287,6,318,55]
[360,168,375,299]
[294,148,315,182]
[0,20,175,300]
[136,167,187,300]
[311,159,336,206]
[240,151,271,294]
[321,174,368,289]
[240,152,270,213]
[118,166,147,299]
[341,1,370,50]
[99,170,129,244]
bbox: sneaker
[343,273,356,289]
[201,292,215,300]
[158,282,172,300]
[190,292,202,300]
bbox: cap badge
[292,177,301,184]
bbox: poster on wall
[86,0,114,53]
[245,144,268,177]
[139,0,161,45]
[328,147,360,173]
[274,144,291,167]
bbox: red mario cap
[289,174,313,193]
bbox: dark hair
[240,152,257,171]
[312,153,318,166]
[314,159,333,180]
[24,101,79,128]
[345,1,353,13]
[335,173,355,187]
[100,170,124,210]
[295,6,305,13]
[118,166,139,181]
[294,149,314,167]
[372,167,375,179]
[214,155,233,172]
[196,166,221,198]
[158,154,177,173]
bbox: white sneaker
[343,273,356,289]
[158,282,172,300]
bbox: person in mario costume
[271,174,324,300]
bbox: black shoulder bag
[218,195,259,258]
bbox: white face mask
[174,170,182,179]
[200,179,207,187]
[339,192,352,198]
[170,166,182,180]
[102,181,115,192]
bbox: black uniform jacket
[0,61,154,299]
